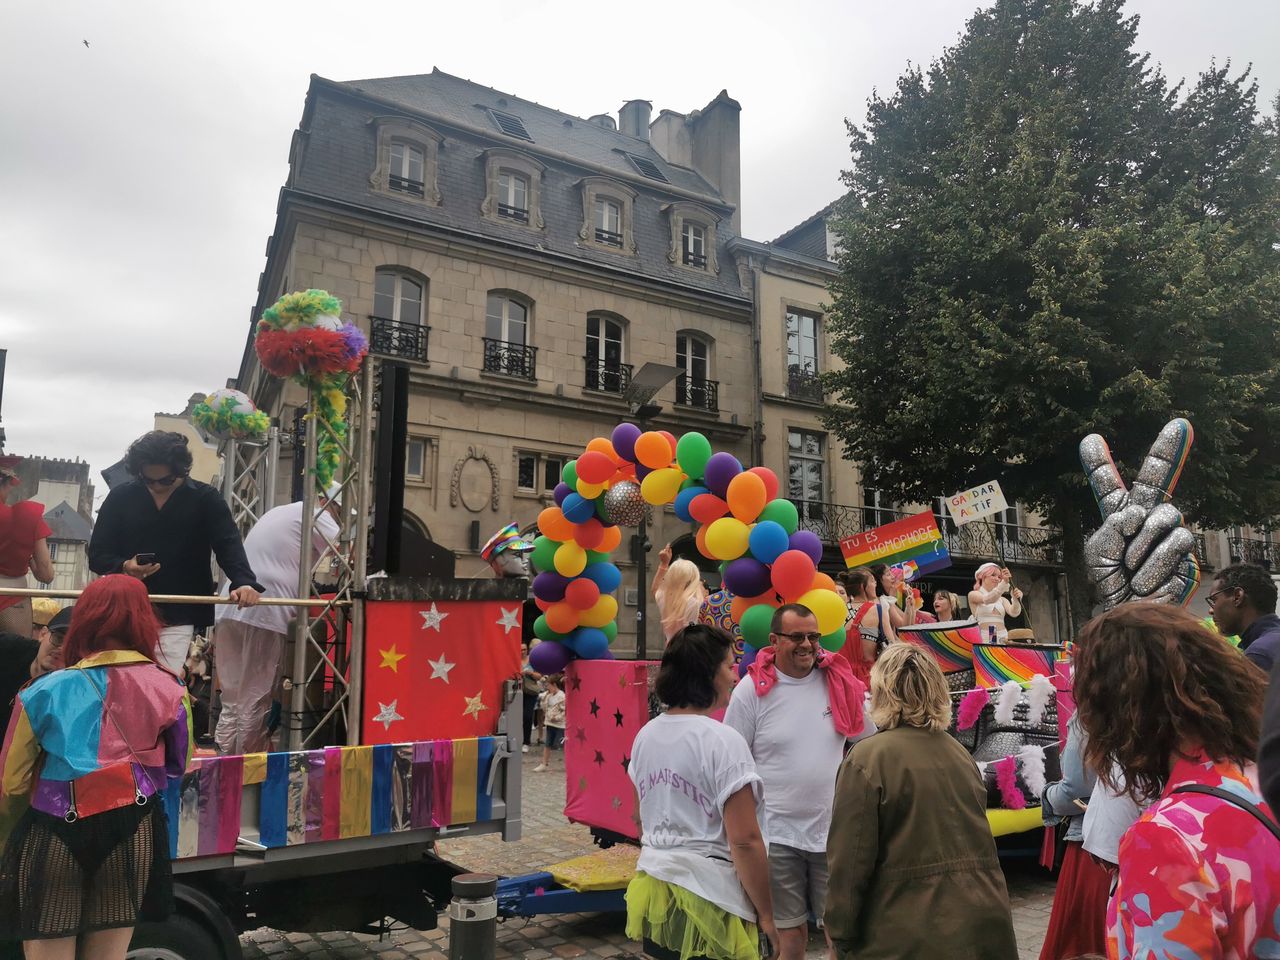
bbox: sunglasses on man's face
[142,473,183,488]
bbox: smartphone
[135,552,158,565]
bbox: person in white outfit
[212,492,340,754]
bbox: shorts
[545,726,565,750]
[768,843,828,929]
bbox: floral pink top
[1107,755,1280,960]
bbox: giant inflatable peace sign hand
[1079,419,1200,609]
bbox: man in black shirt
[88,431,263,673]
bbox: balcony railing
[497,203,529,223]
[594,228,623,247]
[388,175,425,198]
[584,357,632,395]
[1228,534,1275,570]
[787,365,824,403]
[1193,533,1212,572]
[369,316,429,363]
[794,502,1065,567]
[676,374,719,412]
[682,249,707,268]
[483,337,537,380]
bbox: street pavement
[241,750,1057,959]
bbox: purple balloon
[532,571,569,602]
[703,452,743,499]
[611,422,642,464]
[529,640,573,674]
[737,647,758,678]
[788,530,824,565]
[553,482,572,507]
[723,557,771,598]
[635,462,654,481]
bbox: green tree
[823,0,1280,627]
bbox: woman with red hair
[0,574,192,960]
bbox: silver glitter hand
[1078,419,1200,609]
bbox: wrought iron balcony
[369,316,429,364]
[584,357,632,395]
[388,175,425,198]
[483,337,537,380]
[793,501,1065,567]
[676,374,719,412]
[1228,533,1275,570]
[1193,533,1212,571]
[682,249,707,268]
[787,364,824,403]
[594,228,623,247]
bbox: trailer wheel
[128,914,224,960]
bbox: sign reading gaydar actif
[945,480,1008,526]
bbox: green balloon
[561,459,579,487]
[595,496,612,522]
[534,615,566,643]
[759,498,799,535]
[739,604,775,650]
[585,549,612,565]
[531,535,558,573]
[675,432,713,479]
[602,621,618,642]
[819,628,846,653]
[679,477,702,491]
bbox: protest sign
[839,510,952,575]
[945,480,1009,526]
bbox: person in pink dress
[1072,603,1279,959]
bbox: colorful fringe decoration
[994,756,1026,810]
[973,643,1062,688]
[957,688,990,731]
[993,680,1022,725]
[1025,674,1054,727]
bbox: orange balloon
[726,472,767,522]
[545,601,579,634]
[695,524,714,559]
[811,572,837,593]
[586,437,619,461]
[538,507,575,542]
[634,431,673,470]
[598,525,622,552]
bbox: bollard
[447,873,498,960]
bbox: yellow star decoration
[378,644,407,672]
[462,691,489,720]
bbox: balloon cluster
[191,388,270,444]
[527,422,847,673]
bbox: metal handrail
[0,586,349,607]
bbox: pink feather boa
[994,755,1026,810]
[957,688,990,730]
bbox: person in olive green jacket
[825,644,1018,960]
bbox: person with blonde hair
[825,644,1016,959]
[652,544,706,644]
[968,562,1021,643]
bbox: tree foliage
[823,0,1280,614]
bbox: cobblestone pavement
[241,751,1057,959]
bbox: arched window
[371,269,428,363]
[675,333,717,411]
[484,293,535,380]
[585,313,629,394]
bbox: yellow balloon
[640,467,684,505]
[576,479,605,499]
[580,594,619,628]
[797,588,847,636]
[554,541,588,577]
[705,517,751,561]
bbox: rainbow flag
[840,510,951,575]
[973,644,1064,688]
[899,620,982,673]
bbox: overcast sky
[2,0,1276,507]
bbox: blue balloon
[572,627,611,659]
[674,485,707,523]
[561,492,595,524]
[748,520,790,565]
[582,561,622,594]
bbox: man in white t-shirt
[724,603,875,960]
[212,492,340,754]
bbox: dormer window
[664,201,720,274]
[369,116,442,207]
[595,199,621,246]
[682,222,706,268]
[498,171,529,222]
[578,177,637,254]
[481,149,545,230]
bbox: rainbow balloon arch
[526,422,847,674]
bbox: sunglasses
[773,631,823,644]
[141,473,184,488]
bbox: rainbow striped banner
[839,510,951,575]
[973,644,1064,688]
[163,737,498,858]
[898,620,982,673]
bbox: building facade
[7,455,95,597]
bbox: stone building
[6,455,95,596]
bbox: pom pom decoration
[1017,744,1047,799]
[254,289,369,489]
[956,688,990,731]
[993,680,1023,725]
[190,388,270,444]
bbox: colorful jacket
[1107,755,1280,960]
[0,650,192,821]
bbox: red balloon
[689,493,730,525]
[534,597,552,612]
[659,431,678,456]
[748,467,780,502]
[771,550,817,601]
[573,517,605,550]
[576,450,614,485]
[564,578,601,610]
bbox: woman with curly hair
[1072,603,1279,959]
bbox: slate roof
[772,197,841,260]
[290,70,749,304]
[44,500,92,542]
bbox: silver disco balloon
[603,481,646,527]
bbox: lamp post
[622,363,680,661]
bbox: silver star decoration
[420,603,449,631]
[372,700,403,731]
[495,607,520,635]
[427,653,456,684]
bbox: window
[595,199,622,246]
[484,293,535,379]
[388,141,425,197]
[682,222,706,268]
[586,314,629,393]
[498,171,529,222]
[370,270,428,363]
[47,542,59,563]
[369,116,442,205]
[488,109,533,142]
[406,438,430,483]
[785,309,823,402]
[664,202,720,274]
[677,333,709,382]
[578,177,637,254]
[675,334,717,411]
[993,505,1020,555]
[788,430,826,506]
[863,487,894,530]
[517,452,566,494]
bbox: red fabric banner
[361,599,522,745]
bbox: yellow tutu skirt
[625,871,760,960]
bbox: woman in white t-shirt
[626,624,778,960]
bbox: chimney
[587,113,616,131]
[618,100,652,141]
[650,109,692,167]
[688,91,741,234]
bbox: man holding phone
[89,430,263,673]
